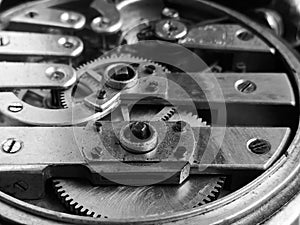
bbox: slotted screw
[130,122,151,140]
[236,80,257,94]
[0,36,10,46]
[50,70,66,81]
[2,138,23,154]
[61,12,81,24]
[162,8,179,18]
[8,103,23,113]
[247,138,271,154]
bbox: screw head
[235,80,257,94]
[8,102,23,113]
[130,122,152,140]
[58,37,77,49]
[247,138,271,154]
[97,90,107,100]
[2,138,23,154]
[92,16,111,28]
[0,35,10,46]
[46,67,66,81]
[162,8,179,18]
[25,11,39,18]
[155,19,188,41]
[173,121,187,132]
[61,12,81,24]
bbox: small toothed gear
[158,107,209,127]
[53,176,225,219]
[59,54,169,109]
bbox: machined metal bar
[7,8,86,30]
[0,31,83,57]
[0,125,289,199]
[0,62,76,89]
[180,24,273,53]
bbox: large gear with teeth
[53,176,225,219]
[52,101,224,219]
[59,53,169,109]
[0,0,300,224]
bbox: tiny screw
[61,12,81,24]
[2,138,23,154]
[58,37,77,49]
[235,80,257,94]
[14,181,28,192]
[25,11,39,18]
[50,70,66,81]
[8,103,23,113]
[97,90,107,100]
[146,81,159,92]
[63,41,74,48]
[130,122,151,140]
[162,8,179,18]
[247,138,271,154]
[93,16,110,28]
[173,121,187,132]
[0,36,10,46]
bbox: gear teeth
[195,176,226,207]
[53,175,225,218]
[53,180,106,219]
[58,91,68,109]
[156,107,209,127]
[162,107,177,121]
[61,53,169,109]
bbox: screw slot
[236,29,254,41]
[8,103,23,113]
[162,8,179,18]
[130,122,152,140]
[46,67,66,81]
[25,11,39,18]
[235,80,257,94]
[0,36,10,46]
[61,12,81,24]
[58,37,78,49]
[92,16,111,28]
[2,138,23,154]
[247,138,271,154]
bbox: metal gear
[53,176,225,219]
[59,54,169,109]
[154,106,209,127]
[51,106,222,219]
